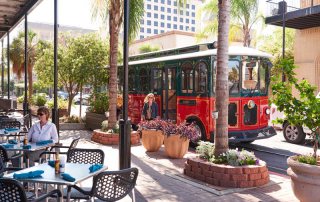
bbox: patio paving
[59,130,298,202]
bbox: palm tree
[9,30,38,101]
[214,0,231,156]
[91,0,144,128]
[197,0,260,47]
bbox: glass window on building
[147,20,151,25]
[167,0,171,5]
[154,5,158,10]
[195,62,208,93]
[154,13,158,18]
[140,35,144,39]
[147,4,151,9]
[186,19,189,23]
[154,29,158,34]
[167,16,171,21]
[179,25,183,30]
[161,22,165,27]
[174,9,177,14]
[192,5,195,10]
[174,16,177,21]
[147,28,151,33]
[161,0,165,3]
[192,12,195,17]
[186,4,190,8]
[147,12,151,17]
[161,14,165,19]
[167,24,171,28]
[140,27,144,32]
[180,10,183,15]
[154,21,158,26]
[161,7,165,12]
[155,0,158,2]
[174,1,177,6]
[191,27,195,32]
[181,62,194,94]
[167,8,171,13]
[186,11,189,16]
[173,24,177,29]
[186,26,189,31]
[192,20,195,24]
[180,18,183,22]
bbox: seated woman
[26,106,58,166]
[141,93,159,121]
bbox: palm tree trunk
[214,0,231,157]
[108,1,122,129]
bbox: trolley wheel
[187,119,206,148]
[283,122,305,144]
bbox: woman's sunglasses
[37,113,45,116]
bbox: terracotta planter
[91,129,140,145]
[287,156,320,202]
[141,129,164,152]
[164,135,190,158]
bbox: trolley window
[181,62,193,93]
[139,67,150,93]
[195,62,208,93]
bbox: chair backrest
[67,148,104,164]
[69,137,80,150]
[23,113,32,129]
[92,167,139,202]
[0,120,21,129]
[0,178,27,202]
[0,145,9,163]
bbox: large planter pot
[287,156,320,202]
[85,112,107,130]
[141,129,164,152]
[164,135,189,158]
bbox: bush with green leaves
[17,95,24,103]
[271,58,320,162]
[32,94,47,106]
[88,93,109,114]
[46,98,68,109]
[196,141,215,161]
[101,120,120,134]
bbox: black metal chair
[62,148,105,200]
[0,178,62,202]
[68,167,139,202]
[0,146,22,176]
[67,148,104,164]
[39,137,80,162]
[0,120,21,129]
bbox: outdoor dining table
[1,141,55,167]
[4,162,108,201]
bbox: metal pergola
[0,0,131,169]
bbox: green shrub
[101,120,108,132]
[89,93,109,114]
[296,155,317,165]
[64,115,80,123]
[46,98,68,109]
[31,94,47,106]
[17,95,24,103]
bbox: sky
[28,0,101,30]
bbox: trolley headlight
[247,100,255,109]
[265,108,270,115]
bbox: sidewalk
[60,130,298,202]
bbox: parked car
[73,93,90,105]
[57,91,68,100]
[270,92,320,144]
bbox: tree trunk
[214,0,231,157]
[108,1,122,129]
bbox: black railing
[265,0,302,17]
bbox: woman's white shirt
[28,121,58,143]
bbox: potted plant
[184,141,269,188]
[163,121,199,158]
[85,93,109,130]
[138,119,165,152]
[91,120,140,145]
[272,59,320,201]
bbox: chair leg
[132,188,136,202]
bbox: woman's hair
[37,106,50,120]
[144,93,155,103]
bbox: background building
[139,0,201,40]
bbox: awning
[0,0,41,39]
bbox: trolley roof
[129,46,272,66]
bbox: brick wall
[184,158,269,188]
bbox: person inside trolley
[141,93,159,121]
